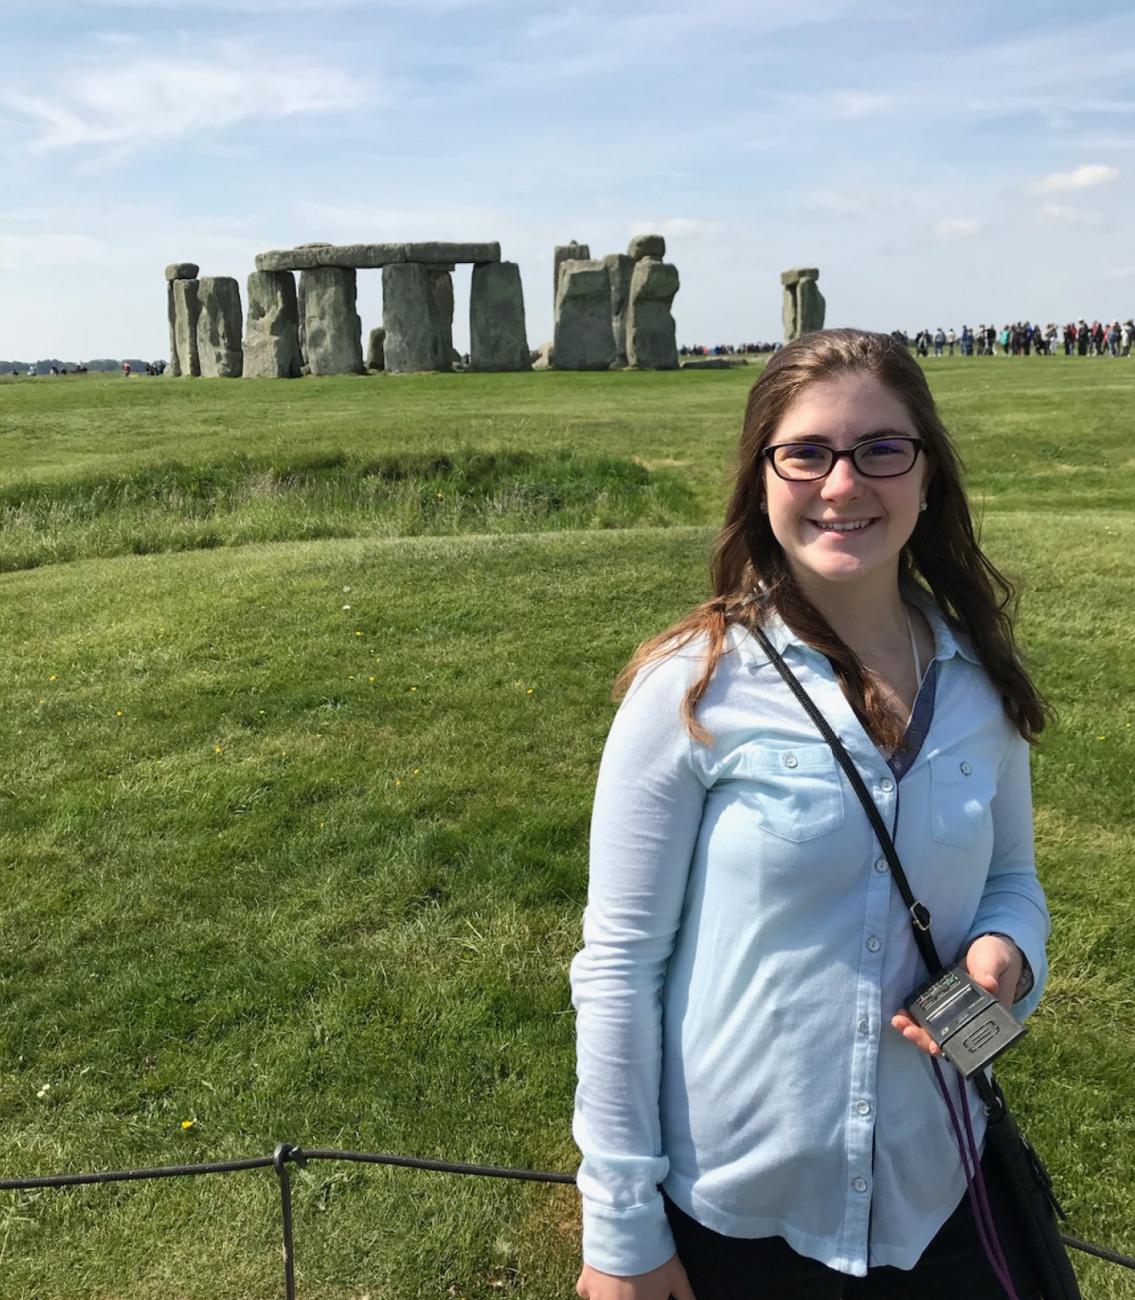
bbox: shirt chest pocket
[929,755,996,849]
[729,743,845,842]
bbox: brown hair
[613,329,1048,751]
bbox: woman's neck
[791,569,910,661]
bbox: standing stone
[469,261,530,372]
[299,267,364,375]
[554,241,591,303]
[781,268,824,342]
[382,263,444,373]
[172,278,201,377]
[195,277,244,378]
[626,258,679,370]
[367,327,386,371]
[429,270,454,373]
[166,283,181,377]
[797,272,826,335]
[604,253,634,368]
[243,271,301,378]
[627,234,665,262]
[553,260,616,370]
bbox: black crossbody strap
[751,625,944,976]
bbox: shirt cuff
[581,1195,676,1277]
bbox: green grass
[0,360,1132,1298]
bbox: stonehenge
[627,258,680,370]
[782,267,826,341]
[300,267,364,375]
[470,262,530,372]
[165,233,678,377]
[554,261,617,370]
[244,271,302,379]
[196,277,244,378]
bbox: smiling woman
[571,329,1057,1300]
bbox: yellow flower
[49,674,58,682]
[394,778,402,786]
[527,688,535,695]
[180,1118,196,1130]
[412,768,421,776]
[38,697,45,704]
[1096,735,1107,741]
[116,709,125,717]
[355,631,363,637]
[409,685,417,692]
[368,676,376,683]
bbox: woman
[571,330,1050,1299]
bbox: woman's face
[760,372,930,599]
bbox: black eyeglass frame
[760,436,927,482]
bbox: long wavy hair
[613,329,1048,752]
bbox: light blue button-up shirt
[570,590,1050,1278]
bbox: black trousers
[661,1150,1041,1299]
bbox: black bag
[751,625,1081,1299]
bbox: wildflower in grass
[409,685,418,692]
[38,697,45,704]
[527,688,535,695]
[394,778,402,786]
[49,674,58,682]
[342,604,351,611]
[355,630,363,637]
[116,709,125,717]
[214,746,223,754]
[36,1083,51,1098]
[180,1118,196,1130]
[342,586,351,593]
[413,768,421,776]
[1096,735,1107,741]
[368,676,376,683]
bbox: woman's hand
[576,1253,697,1300]
[891,934,1023,1058]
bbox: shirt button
[874,856,889,873]
[857,1018,870,1034]
[866,936,881,953]
[856,1100,871,1116]
[852,1177,868,1193]
[783,752,798,769]
[879,777,895,793]
[960,761,972,776]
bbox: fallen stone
[382,263,444,373]
[626,258,679,370]
[429,270,455,372]
[627,234,665,261]
[554,260,616,370]
[367,326,386,371]
[532,340,554,371]
[165,262,200,281]
[172,278,201,377]
[470,261,531,372]
[299,267,364,375]
[554,242,590,302]
[604,253,634,367]
[195,277,244,377]
[243,271,302,378]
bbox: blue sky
[2,0,1133,359]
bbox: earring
[919,501,928,512]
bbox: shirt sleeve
[569,651,709,1276]
[961,734,1050,1021]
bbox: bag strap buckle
[909,901,932,931]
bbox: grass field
[0,357,1132,1299]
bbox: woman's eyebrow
[774,427,913,446]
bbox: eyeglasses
[761,435,925,482]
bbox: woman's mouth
[809,517,878,535]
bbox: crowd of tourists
[901,321,1135,357]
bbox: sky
[1,0,1134,360]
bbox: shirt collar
[729,584,981,669]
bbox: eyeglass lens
[771,438,918,479]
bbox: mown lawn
[0,359,1132,1298]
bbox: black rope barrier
[1,1145,1131,1300]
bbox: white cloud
[1033,163,1119,192]
[933,218,981,241]
[1039,202,1105,227]
[5,42,370,154]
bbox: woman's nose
[821,455,862,498]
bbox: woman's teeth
[814,519,873,532]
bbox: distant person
[122,361,131,377]
[947,327,956,356]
